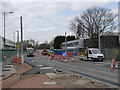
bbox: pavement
[0,62,17,80]
[2,65,17,80]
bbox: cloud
[1,1,117,44]
[2,0,119,2]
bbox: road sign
[16,44,20,48]
[62,52,67,56]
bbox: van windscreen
[92,49,101,54]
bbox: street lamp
[3,12,13,49]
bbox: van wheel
[80,58,83,60]
[88,57,92,61]
[100,59,103,62]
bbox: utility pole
[98,29,100,50]
[3,12,13,49]
[13,32,15,48]
[65,32,67,53]
[17,31,19,64]
[20,16,24,63]
[3,13,5,49]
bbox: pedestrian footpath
[0,61,17,80]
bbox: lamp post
[13,32,15,49]
[3,12,13,49]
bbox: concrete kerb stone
[73,80,89,85]
[37,65,43,67]
[43,82,57,85]
[39,67,54,74]
[46,73,57,79]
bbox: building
[61,39,84,50]
[61,36,120,49]
[0,36,16,49]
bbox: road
[24,52,119,86]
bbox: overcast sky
[0,0,119,44]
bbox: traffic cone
[110,64,114,71]
[65,59,68,63]
[50,55,54,60]
[110,58,115,71]
[61,59,63,62]
[72,58,75,62]
[67,57,70,60]
[115,63,118,69]
[111,58,115,66]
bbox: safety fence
[0,49,17,69]
[101,49,120,60]
[35,52,75,62]
[35,49,120,61]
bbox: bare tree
[69,16,87,39]
[104,30,118,36]
[70,7,117,39]
[69,7,117,47]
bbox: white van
[79,48,104,61]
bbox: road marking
[41,59,117,76]
[34,57,118,77]
[94,62,111,65]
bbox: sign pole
[20,16,24,63]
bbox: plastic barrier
[14,57,17,63]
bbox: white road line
[35,57,117,77]
[94,62,111,65]
[42,59,117,76]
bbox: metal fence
[101,49,120,60]
[0,49,17,69]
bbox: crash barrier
[110,58,119,71]
[0,49,17,69]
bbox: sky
[0,0,119,44]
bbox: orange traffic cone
[65,59,68,63]
[61,59,63,62]
[110,58,115,71]
[110,64,114,71]
[72,58,75,62]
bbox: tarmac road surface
[24,54,119,87]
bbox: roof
[66,47,78,49]
[62,39,84,44]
